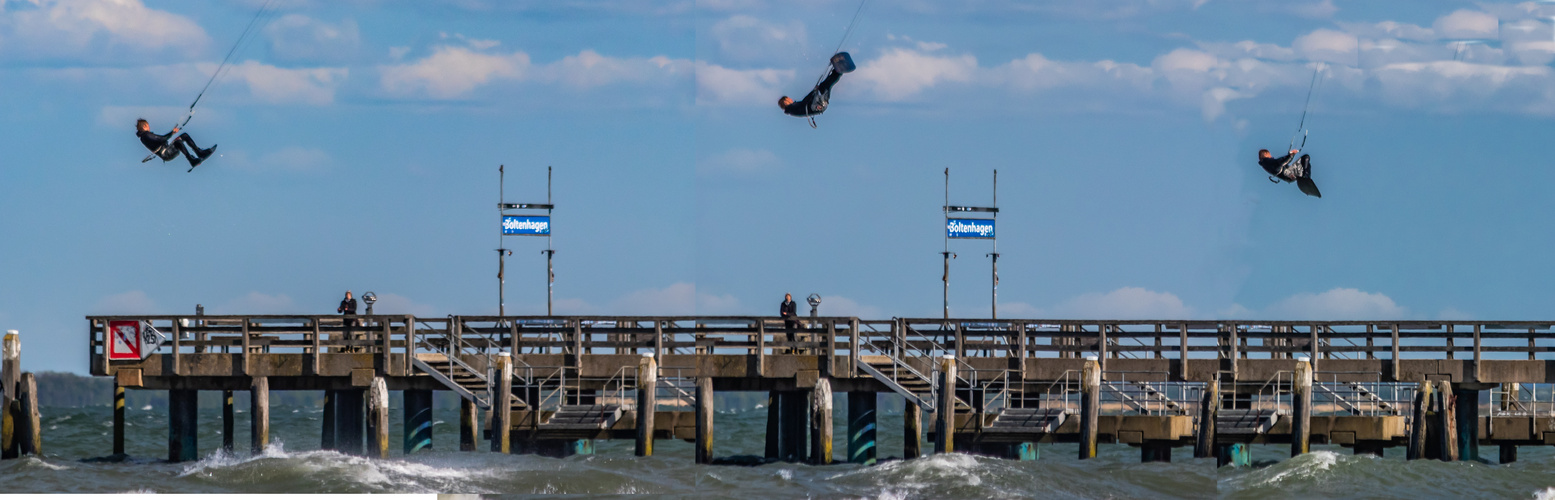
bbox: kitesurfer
[137,119,216,168]
[1258,149,1321,198]
[780,52,854,120]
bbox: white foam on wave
[864,453,987,498]
[177,440,495,492]
[20,457,71,471]
[1252,450,1340,487]
[1533,487,1555,500]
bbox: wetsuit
[1258,153,1310,182]
[783,69,843,117]
[138,129,207,166]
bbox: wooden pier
[69,315,1555,465]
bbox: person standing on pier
[337,291,358,352]
[780,293,799,354]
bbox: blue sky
[4,0,1555,373]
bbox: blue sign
[947,218,995,239]
[502,215,551,235]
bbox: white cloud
[0,0,208,61]
[380,45,529,99]
[695,61,793,105]
[93,290,158,315]
[224,61,348,105]
[1262,288,1406,320]
[697,148,782,176]
[97,105,223,129]
[1433,9,1500,40]
[1292,29,1359,65]
[1048,287,1194,319]
[264,15,360,63]
[852,47,977,100]
[213,292,298,314]
[381,46,689,99]
[709,15,807,62]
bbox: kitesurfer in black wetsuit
[137,119,215,167]
[779,52,854,119]
[1258,149,1321,198]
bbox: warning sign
[107,320,140,360]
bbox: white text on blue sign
[503,215,551,235]
[947,218,995,239]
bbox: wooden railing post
[1391,324,1401,381]
[850,318,860,377]
[240,318,251,375]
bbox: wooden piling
[1436,380,1458,461]
[1292,358,1312,457]
[367,377,389,459]
[847,391,877,465]
[168,389,199,462]
[18,372,39,456]
[1407,381,1430,460]
[321,390,337,450]
[1,330,18,459]
[1195,378,1218,459]
[1501,383,1518,464]
[112,382,126,456]
[635,354,656,457]
[251,377,269,454]
[222,389,235,452]
[1079,356,1100,460]
[493,353,512,454]
[695,376,713,464]
[404,389,434,454]
[810,377,832,465]
[335,389,365,456]
[1453,386,1479,462]
[459,397,478,452]
[935,355,956,454]
[904,399,922,459]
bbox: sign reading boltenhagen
[946,218,995,239]
[502,215,551,236]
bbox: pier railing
[88,315,418,376]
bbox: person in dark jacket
[780,293,799,353]
[1258,148,1322,198]
[137,118,215,167]
[337,291,359,352]
[779,53,854,120]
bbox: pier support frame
[1292,358,1312,457]
[251,376,269,454]
[1141,441,1172,463]
[765,391,780,459]
[777,390,808,462]
[1501,383,1518,464]
[904,399,921,459]
[367,377,389,459]
[847,391,877,465]
[635,354,656,457]
[321,390,337,450]
[1079,357,1100,460]
[404,389,433,454]
[810,377,832,465]
[696,376,713,464]
[460,397,478,452]
[1453,384,1481,462]
[168,389,199,462]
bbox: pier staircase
[980,408,1070,442]
[856,355,975,417]
[536,404,623,440]
[1215,408,1281,435]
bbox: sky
[4,0,1555,373]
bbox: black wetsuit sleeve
[783,101,810,117]
[138,130,170,151]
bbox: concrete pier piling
[335,389,365,456]
[168,389,199,462]
[810,377,832,465]
[695,376,713,464]
[321,390,337,451]
[635,354,656,457]
[935,355,956,454]
[904,399,922,459]
[367,377,389,459]
[1453,384,1481,462]
[460,397,478,452]
[404,389,433,454]
[1292,357,1312,457]
[847,391,877,465]
[222,389,235,452]
[492,353,512,454]
[1079,356,1100,460]
[251,377,269,454]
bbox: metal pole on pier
[498,165,508,318]
[943,168,951,320]
[546,166,554,316]
[988,170,998,319]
